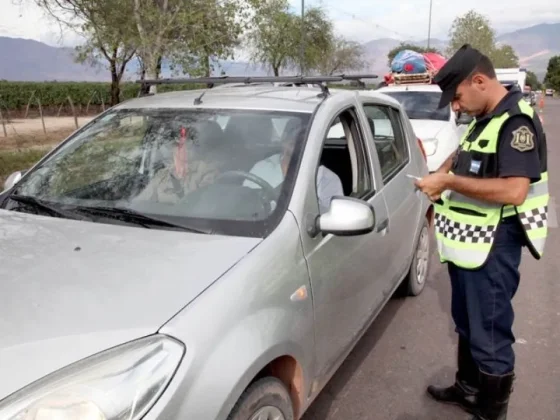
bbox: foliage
[317,37,367,75]
[132,0,255,92]
[23,0,138,106]
[247,0,298,76]
[544,56,560,91]
[526,70,541,90]
[387,43,441,67]
[447,10,518,68]
[490,44,519,68]
[0,81,202,111]
[247,0,337,76]
[0,149,47,185]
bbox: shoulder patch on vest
[511,126,535,152]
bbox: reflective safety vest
[434,99,549,270]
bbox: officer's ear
[469,72,488,91]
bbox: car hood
[0,209,260,401]
[409,119,449,140]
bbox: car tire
[227,377,295,420]
[402,217,431,296]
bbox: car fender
[156,304,314,420]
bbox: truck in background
[495,67,527,90]
[495,68,538,105]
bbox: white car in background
[376,83,472,172]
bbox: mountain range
[0,22,558,82]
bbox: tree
[387,42,440,67]
[491,44,519,68]
[544,55,560,91]
[297,6,335,74]
[23,0,137,106]
[247,0,334,76]
[167,0,254,78]
[447,10,496,57]
[247,0,297,76]
[447,10,519,68]
[316,36,367,75]
[526,70,541,90]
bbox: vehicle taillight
[417,137,427,161]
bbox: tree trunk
[203,48,211,77]
[110,73,121,106]
[273,66,279,76]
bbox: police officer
[415,44,549,420]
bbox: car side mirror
[316,197,375,236]
[456,112,473,125]
[3,171,23,191]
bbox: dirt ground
[0,116,95,151]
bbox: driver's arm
[316,165,344,214]
[243,155,281,189]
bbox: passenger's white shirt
[244,153,344,213]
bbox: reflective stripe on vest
[434,100,549,269]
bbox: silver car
[0,76,433,420]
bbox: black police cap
[433,44,484,109]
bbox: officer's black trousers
[448,217,524,375]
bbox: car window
[7,108,312,237]
[362,104,408,182]
[318,108,373,207]
[381,91,450,121]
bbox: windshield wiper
[73,205,211,233]
[7,195,90,220]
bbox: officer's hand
[414,173,450,201]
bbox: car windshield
[1,107,312,237]
[382,91,450,121]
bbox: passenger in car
[135,121,225,203]
[244,127,344,214]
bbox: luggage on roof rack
[385,50,448,86]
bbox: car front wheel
[227,377,294,420]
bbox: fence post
[37,98,47,136]
[24,91,36,119]
[67,96,79,129]
[0,108,7,138]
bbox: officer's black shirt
[455,86,542,183]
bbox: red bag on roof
[423,53,447,73]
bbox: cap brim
[438,88,455,109]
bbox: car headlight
[0,334,185,420]
[421,138,438,156]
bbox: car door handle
[375,218,389,232]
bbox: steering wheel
[214,170,279,213]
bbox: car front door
[294,102,395,388]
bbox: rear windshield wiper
[7,195,90,220]
[74,205,211,233]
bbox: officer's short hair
[467,54,497,80]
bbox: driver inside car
[244,125,344,214]
[135,122,224,204]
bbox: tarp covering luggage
[391,50,427,74]
[423,52,447,73]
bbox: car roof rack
[136,74,378,100]
[391,72,433,85]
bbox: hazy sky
[1,0,559,47]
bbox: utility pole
[427,0,432,49]
[300,0,305,75]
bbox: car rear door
[357,99,423,290]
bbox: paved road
[302,99,560,420]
